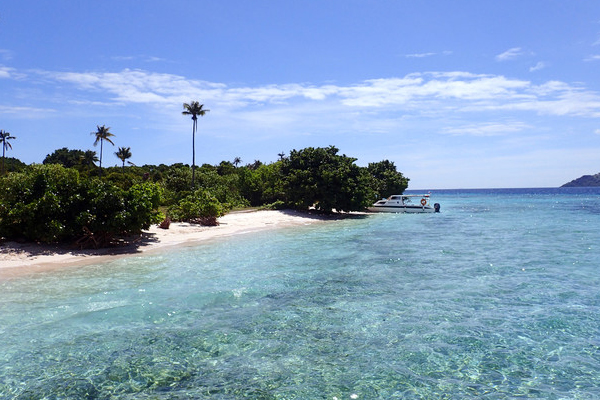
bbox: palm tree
[79,150,99,171]
[233,156,242,167]
[182,101,209,187]
[115,147,132,172]
[91,125,115,175]
[0,130,16,175]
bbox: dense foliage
[367,160,410,198]
[0,164,162,245]
[281,146,374,213]
[0,157,27,173]
[0,146,410,245]
[168,189,226,223]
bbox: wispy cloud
[405,52,436,58]
[9,68,600,120]
[584,54,600,61]
[404,51,452,58]
[0,105,56,116]
[495,47,523,61]
[112,55,168,63]
[529,61,546,72]
[0,49,13,61]
[0,67,11,79]
[441,121,530,136]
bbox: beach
[0,209,328,275]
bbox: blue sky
[1,1,600,189]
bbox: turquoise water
[1,188,600,399]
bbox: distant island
[561,172,600,187]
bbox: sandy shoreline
[0,210,341,276]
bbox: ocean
[1,187,599,399]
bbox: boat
[368,194,440,213]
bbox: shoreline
[0,210,360,277]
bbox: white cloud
[0,68,10,79]
[495,47,523,61]
[441,121,530,136]
[405,52,436,58]
[529,61,546,72]
[0,105,56,116]
[112,55,168,63]
[584,54,600,61]
[0,49,13,61]
[595,129,600,135]
[19,68,600,120]
[404,51,452,58]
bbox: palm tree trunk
[1,147,4,175]
[192,119,196,187]
[99,139,103,176]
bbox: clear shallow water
[1,188,600,399]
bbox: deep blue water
[1,188,600,399]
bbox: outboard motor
[434,203,441,213]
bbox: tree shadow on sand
[280,209,371,221]
[0,231,163,261]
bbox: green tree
[115,146,132,172]
[0,130,16,175]
[367,160,409,198]
[168,188,226,224]
[80,150,99,169]
[0,164,162,245]
[280,146,374,213]
[233,156,242,167]
[0,157,26,173]
[237,162,284,206]
[91,125,115,175]
[182,101,209,187]
[217,160,235,176]
[44,148,85,168]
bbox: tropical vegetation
[0,145,408,246]
[91,125,115,175]
[0,164,162,246]
[1,109,409,247]
[115,147,132,172]
[0,130,16,175]
[182,101,209,187]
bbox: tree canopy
[0,164,162,245]
[280,146,375,213]
[91,125,115,173]
[0,145,411,245]
[0,130,16,175]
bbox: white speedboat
[368,194,440,213]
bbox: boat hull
[368,205,435,213]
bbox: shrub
[168,189,227,223]
[280,146,375,213]
[0,165,163,245]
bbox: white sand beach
[0,210,334,276]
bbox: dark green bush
[280,146,375,213]
[0,165,163,244]
[168,189,227,222]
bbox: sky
[1,1,600,189]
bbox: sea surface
[1,187,600,399]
